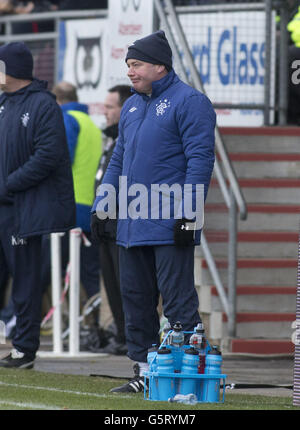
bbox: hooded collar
[131,69,178,100]
[0,78,50,104]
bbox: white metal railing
[39,229,103,358]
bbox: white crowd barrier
[38,228,104,358]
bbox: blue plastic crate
[144,331,227,403]
[144,371,227,403]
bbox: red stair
[231,339,294,354]
[203,127,300,354]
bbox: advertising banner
[58,18,109,127]
[177,10,276,126]
[57,5,275,127]
[58,0,154,127]
[107,0,154,89]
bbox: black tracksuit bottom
[0,205,42,359]
[99,239,125,344]
[119,245,201,363]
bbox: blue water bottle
[179,347,199,399]
[147,345,159,400]
[203,345,222,402]
[147,345,158,372]
[156,347,176,401]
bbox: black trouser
[99,240,125,344]
[119,245,201,363]
[0,255,9,310]
[0,205,43,359]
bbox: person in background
[0,42,76,368]
[93,85,132,355]
[0,0,14,15]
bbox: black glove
[0,183,13,204]
[173,218,195,246]
[90,213,110,243]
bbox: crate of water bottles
[144,321,227,404]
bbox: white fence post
[38,229,104,358]
[69,228,82,356]
[50,233,63,354]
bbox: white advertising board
[58,0,154,127]
[107,0,154,89]
[177,11,276,126]
[58,18,109,127]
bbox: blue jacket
[61,102,87,163]
[0,79,76,238]
[92,70,215,248]
[61,102,101,232]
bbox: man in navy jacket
[0,42,75,368]
[40,82,102,325]
[91,31,216,392]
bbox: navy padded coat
[0,79,76,238]
[93,70,215,248]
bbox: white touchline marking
[0,400,61,410]
[0,381,132,399]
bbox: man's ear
[156,64,167,75]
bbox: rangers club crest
[156,99,171,116]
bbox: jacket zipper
[126,98,151,248]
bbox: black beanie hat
[125,30,173,71]
[0,42,33,80]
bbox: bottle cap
[195,322,204,333]
[157,346,172,354]
[173,321,182,331]
[148,345,158,353]
[184,347,199,355]
[208,345,222,355]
